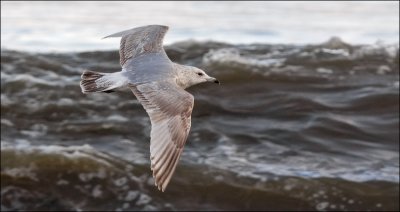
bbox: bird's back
[122,52,176,85]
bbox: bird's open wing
[104,25,169,67]
[130,81,194,192]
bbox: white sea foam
[106,115,129,122]
[203,48,285,71]
[1,141,114,168]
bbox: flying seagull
[80,25,219,192]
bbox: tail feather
[80,70,125,93]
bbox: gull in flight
[80,25,219,192]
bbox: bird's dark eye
[197,73,203,76]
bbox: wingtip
[155,182,166,192]
[102,25,169,40]
[159,184,165,192]
[149,24,169,29]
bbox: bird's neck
[174,64,194,89]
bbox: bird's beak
[207,77,220,84]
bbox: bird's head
[178,66,219,89]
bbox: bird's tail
[80,70,126,93]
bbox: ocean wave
[1,38,399,211]
[1,142,156,211]
[1,38,398,87]
[1,142,398,211]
